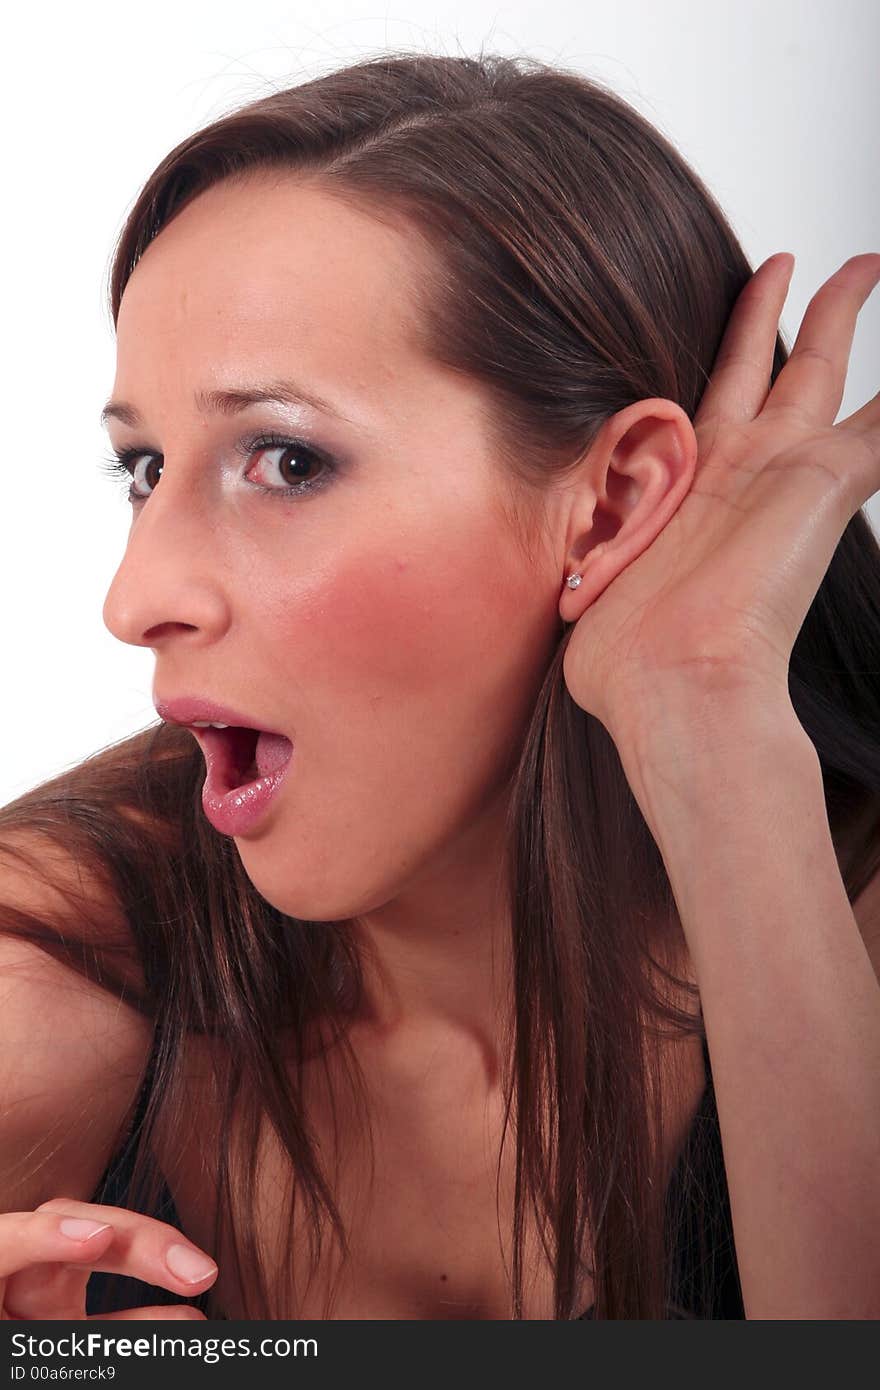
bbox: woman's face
[102,172,564,922]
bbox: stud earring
[566,573,582,590]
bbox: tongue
[255,731,293,779]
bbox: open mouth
[189,721,294,796]
[193,720,295,834]
[200,725,262,790]
[226,726,261,785]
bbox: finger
[34,1199,218,1298]
[767,254,880,425]
[89,1305,207,1321]
[831,390,880,511]
[694,253,796,427]
[0,1212,115,1280]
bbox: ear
[557,398,698,622]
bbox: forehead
[114,173,434,404]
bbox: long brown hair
[3,51,880,1320]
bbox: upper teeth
[190,721,230,728]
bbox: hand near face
[561,253,880,746]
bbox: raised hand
[561,252,880,749]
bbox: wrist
[614,694,821,843]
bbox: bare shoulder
[0,829,154,1213]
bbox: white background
[2,0,878,810]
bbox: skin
[11,239,878,1316]
[101,170,695,1087]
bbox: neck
[345,792,515,1085]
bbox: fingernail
[60,1218,112,1242]
[166,1243,218,1283]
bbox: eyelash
[98,432,335,504]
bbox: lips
[154,695,289,736]
[196,731,295,835]
[153,695,294,791]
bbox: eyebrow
[100,379,356,428]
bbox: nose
[101,472,231,651]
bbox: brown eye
[242,435,336,499]
[99,434,337,506]
[98,449,163,502]
[130,455,163,497]
[247,442,326,489]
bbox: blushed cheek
[238,541,556,916]
[280,552,497,698]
